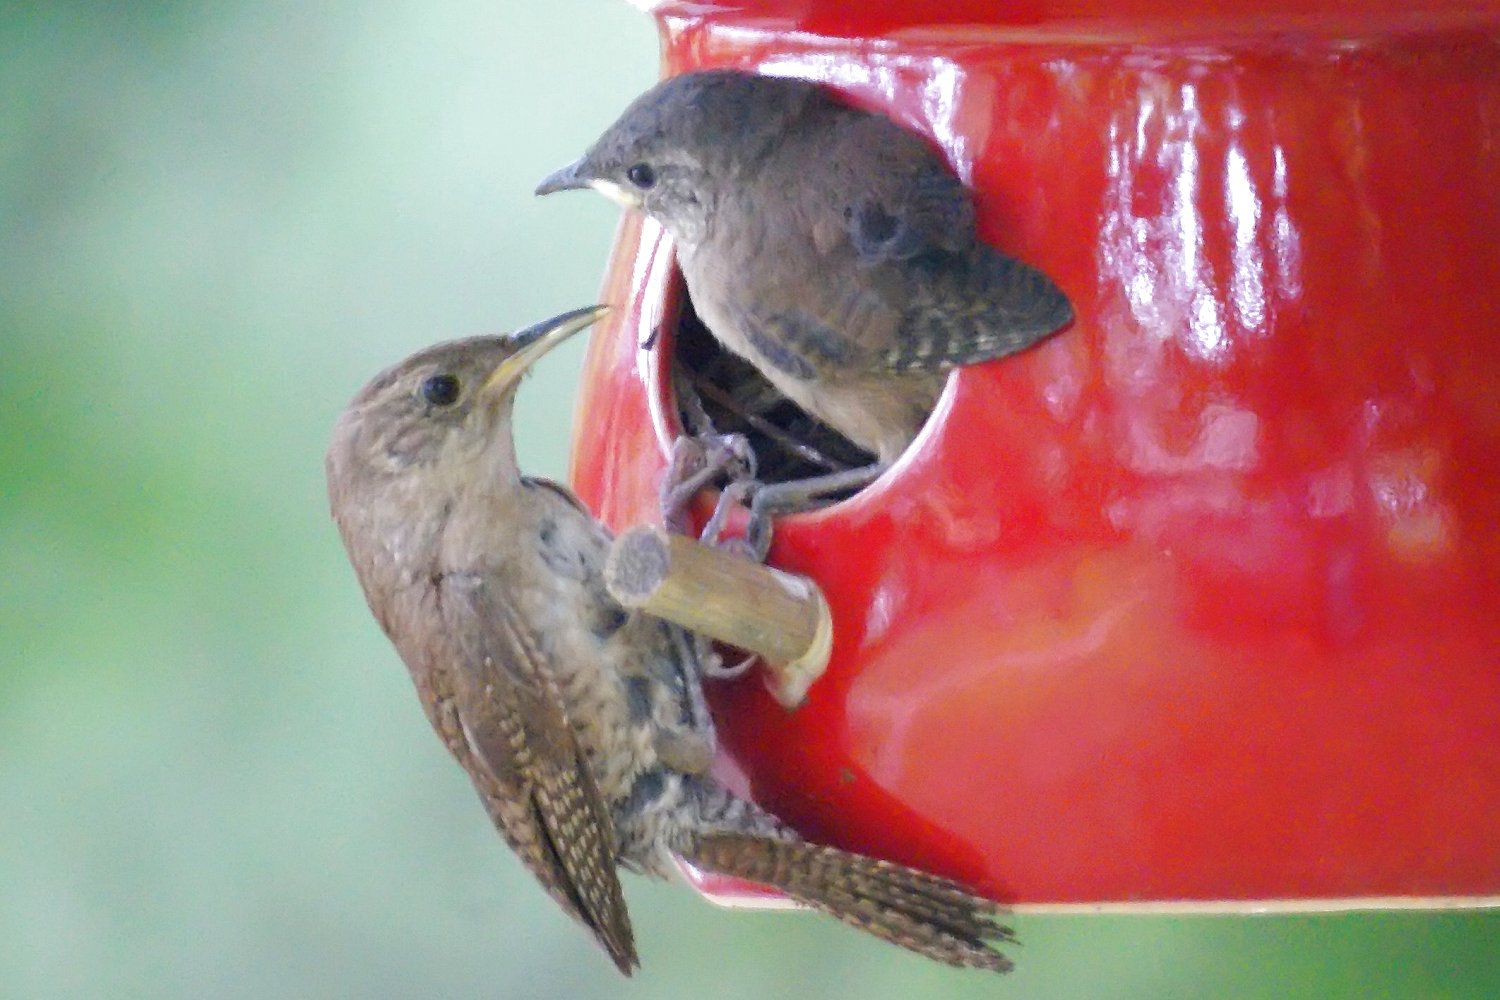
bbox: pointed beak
[534,157,592,196]
[535,157,641,208]
[482,305,609,396]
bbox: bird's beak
[482,305,609,397]
[534,157,591,195]
[535,157,642,209]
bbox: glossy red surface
[571,4,1500,905]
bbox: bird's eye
[420,373,461,406]
[626,163,656,189]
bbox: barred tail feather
[683,832,1015,973]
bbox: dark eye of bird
[420,373,461,406]
[626,163,656,189]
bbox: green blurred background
[2,3,1496,998]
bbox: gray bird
[536,70,1072,536]
[325,306,1016,975]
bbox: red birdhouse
[569,0,1500,910]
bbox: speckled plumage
[326,320,1015,974]
[538,70,1073,463]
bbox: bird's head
[326,306,605,501]
[535,70,818,248]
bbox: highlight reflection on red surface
[570,3,1500,906]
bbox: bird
[325,306,1016,975]
[535,69,1073,547]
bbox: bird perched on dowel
[536,69,1073,554]
[325,306,1016,975]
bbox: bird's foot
[742,463,888,562]
[659,436,708,535]
[695,633,758,681]
[697,479,760,561]
[659,432,756,536]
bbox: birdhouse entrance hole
[667,287,884,497]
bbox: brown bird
[536,70,1072,544]
[325,306,1015,974]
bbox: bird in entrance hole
[537,69,1072,556]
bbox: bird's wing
[873,242,1074,372]
[836,117,978,262]
[439,573,637,974]
[521,475,594,518]
[749,113,1073,375]
[736,237,1073,379]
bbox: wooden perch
[604,525,833,707]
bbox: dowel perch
[604,525,833,707]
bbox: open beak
[535,158,641,209]
[482,305,609,396]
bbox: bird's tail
[680,831,1015,973]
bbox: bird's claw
[697,638,759,680]
[698,479,750,547]
[695,476,777,563]
[659,437,712,535]
[703,431,756,484]
[737,462,890,563]
[698,475,795,565]
[689,632,758,682]
[659,431,756,538]
[743,489,777,563]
